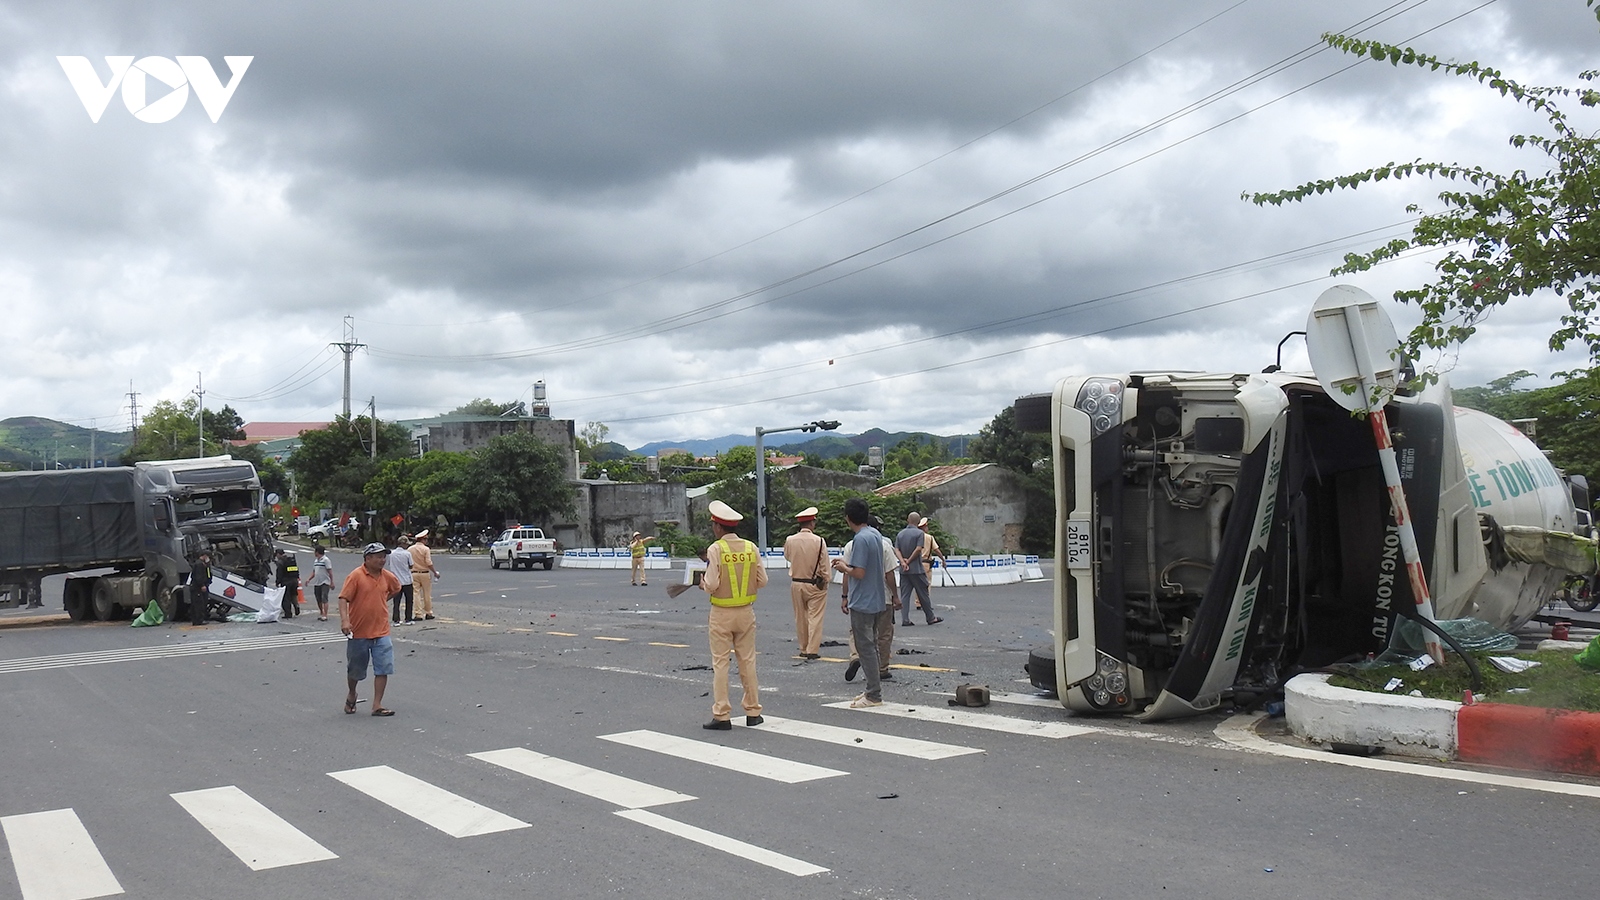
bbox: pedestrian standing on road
[188,550,214,626]
[700,500,767,730]
[833,501,900,706]
[408,529,441,620]
[340,542,401,717]
[895,511,940,626]
[310,545,335,621]
[918,517,949,589]
[782,506,829,659]
[386,534,416,625]
[275,549,301,618]
[629,532,653,586]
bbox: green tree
[469,432,576,524]
[801,450,867,473]
[577,421,611,464]
[1247,10,1600,372]
[287,416,414,510]
[659,450,719,487]
[809,489,963,554]
[1455,370,1600,483]
[122,399,247,463]
[880,436,953,484]
[448,398,525,416]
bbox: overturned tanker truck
[1015,287,1595,720]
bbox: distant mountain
[630,429,979,461]
[632,434,757,457]
[0,417,132,470]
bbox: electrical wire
[365,0,1446,364]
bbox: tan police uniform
[701,501,768,722]
[782,507,829,657]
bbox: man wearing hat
[629,532,653,586]
[918,516,949,590]
[188,549,214,626]
[699,500,767,729]
[407,529,441,620]
[782,506,830,659]
[340,543,402,716]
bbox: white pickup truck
[489,526,557,570]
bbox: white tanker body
[1015,369,1587,721]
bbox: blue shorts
[346,636,394,680]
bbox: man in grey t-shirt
[894,511,940,626]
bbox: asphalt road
[1,548,1596,900]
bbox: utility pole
[192,372,205,459]
[89,420,96,468]
[331,316,366,420]
[370,396,377,461]
[126,381,140,441]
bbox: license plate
[1065,519,1092,569]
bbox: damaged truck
[0,456,274,621]
[1016,287,1594,720]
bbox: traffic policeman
[700,500,768,729]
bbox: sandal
[344,698,357,715]
[371,707,395,717]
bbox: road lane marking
[615,809,827,876]
[470,747,693,808]
[986,691,1065,708]
[887,663,954,673]
[328,766,530,837]
[547,631,577,636]
[595,636,629,642]
[823,700,1095,739]
[1215,714,1600,799]
[741,715,982,759]
[649,642,689,648]
[1,808,123,900]
[598,730,846,783]
[0,633,346,675]
[171,786,337,870]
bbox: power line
[366,0,1445,365]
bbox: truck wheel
[65,591,91,621]
[1025,647,1057,694]
[491,555,502,569]
[542,559,554,570]
[154,580,179,621]
[92,581,119,621]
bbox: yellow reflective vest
[708,537,758,607]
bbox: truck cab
[1016,370,1574,720]
[136,456,274,583]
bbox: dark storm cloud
[3,0,1596,441]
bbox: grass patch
[1325,650,1600,712]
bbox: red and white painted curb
[1287,662,1600,777]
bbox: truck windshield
[175,488,258,520]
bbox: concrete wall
[918,466,1028,554]
[427,419,577,476]
[782,464,877,499]
[547,480,689,548]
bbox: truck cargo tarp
[0,469,146,571]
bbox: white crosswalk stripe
[171,786,338,870]
[597,730,847,783]
[328,765,531,838]
[615,809,828,877]
[0,633,345,674]
[737,714,983,759]
[469,747,695,809]
[823,700,1096,738]
[0,808,123,900]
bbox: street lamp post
[754,420,841,552]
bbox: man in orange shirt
[340,542,402,717]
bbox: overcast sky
[3,0,1596,447]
